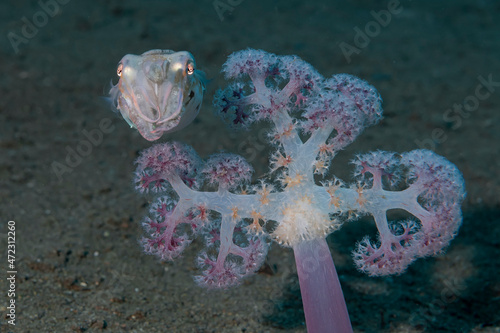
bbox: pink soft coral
[133,49,465,332]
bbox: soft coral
[133,49,465,332]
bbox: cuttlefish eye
[117,63,123,77]
[187,62,194,75]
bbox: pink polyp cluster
[214,48,324,126]
[351,149,465,276]
[194,228,268,288]
[134,49,465,288]
[135,141,269,288]
[222,49,280,79]
[301,75,383,153]
[140,195,201,261]
[202,153,254,191]
[134,141,201,192]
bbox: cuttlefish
[109,50,205,141]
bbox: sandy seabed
[0,0,499,332]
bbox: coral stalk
[294,238,353,333]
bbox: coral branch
[351,149,465,276]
